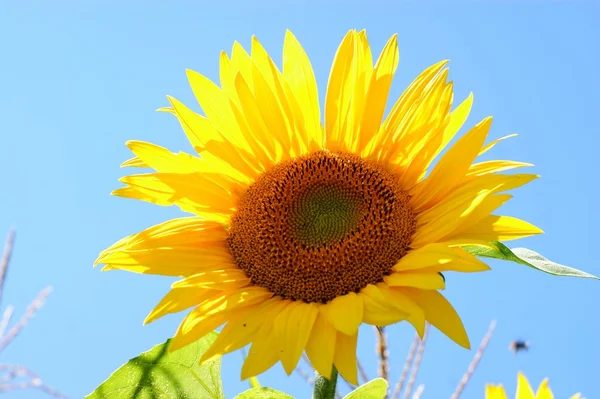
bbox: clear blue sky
[1,1,598,398]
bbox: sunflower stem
[312,366,338,399]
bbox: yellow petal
[166,95,257,182]
[120,156,148,168]
[435,93,474,160]
[443,194,512,239]
[241,325,280,380]
[95,249,231,276]
[393,244,490,274]
[385,271,445,290]
[186,69,247,148]
[232,72,281,165]
[325,30,357,152]
[485,385,509,399]
[95,219,232,276]
[415,173,538,244]
[402,288,470,349]
[341,30,372,151]
[305,310,337,379]
[354,34,399,154]
[373,60,448,158]
[117,172,235,215]
[274,301,319,375]
[170,287,274,352]
[359,284,409,326]
[411,188,497,247]
[455,215,543,241]
[410,117,492,212]
[467,160,533,177]
[333,331,358,385]
[231,41,253,89]
[442,239,497,249]
[185,69,278,175]
[516,372,536,399]
[200,297,286,363]
[377,284,425,337]
[162,97,217,152]
[535,378,554,399]
[322,292,363,335]
[479,134,518,156]
[393,78,453,187]
[249,43,293,159]
[444,173,538,203]
[125,141,199,174]
[124,140,249,198]
[144,287,219,325]
[283,30,322,149]
[172,269,251,290]
[219,51,239,105]
[110,217,227,250]
[404,92,473,186]
[453,172,539,196]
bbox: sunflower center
[227,151,416,303]
[293,184,363,245]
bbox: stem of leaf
[312,366,339,399]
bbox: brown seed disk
[227,150,416,303]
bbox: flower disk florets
[228,151,417,303]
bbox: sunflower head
[486,372,582,399]
[96,29,542,384]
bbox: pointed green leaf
[233,387,294,399]
[86,333,224,399]
[343,378,388,399]
[463,242,598,279]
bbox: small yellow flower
[486,372,582,399]
[96,30,542,384]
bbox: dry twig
[411,384,425,399]
[402,324,429,399]
[0,306,14,338]
[0,364,68,398]
[357,357,369,385]
[450,320,497,399]
[0,230,15,309]
[0,286,53,353]
[376,326,389,383]
[392,333,421,399]
[0,229,68,398]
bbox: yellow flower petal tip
[98,30,541,382]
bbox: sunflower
[96,29,542,384]
[486,373,582,399]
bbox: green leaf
[86,333,225,399]
[463,242,598,279]
[233,387,295,399]
[343,378,388,399]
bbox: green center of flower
[228,151,416,303]
[292,185,362,246]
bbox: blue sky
[1,1,598,398]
